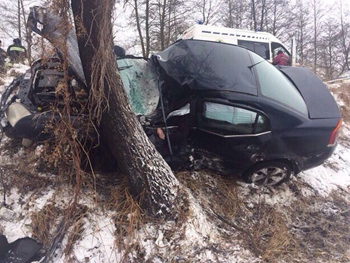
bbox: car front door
[192,100,272,173]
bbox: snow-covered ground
[0,65,349,263]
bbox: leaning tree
[70,0,183,219]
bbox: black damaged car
[0,7,342,186]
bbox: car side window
[199,102,270,135]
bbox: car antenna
[248,59,265,70]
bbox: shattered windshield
[117,58,159,116]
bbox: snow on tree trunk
[71,0,180,218]
[101,79,180,217]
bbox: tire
[244,161,292,187]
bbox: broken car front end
[0,57,88,145]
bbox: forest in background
[0,1,349,261]
[0,0,349,81]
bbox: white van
[180,24,294,65]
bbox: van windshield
[271,42,291,57]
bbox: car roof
[153,40,259,96]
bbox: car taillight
[328,118,342,147]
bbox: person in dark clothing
[273,50,289,66]
[7,38,27,64]
[0,40,7,72]
[113,45,126,57]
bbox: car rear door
[192,99,272,172]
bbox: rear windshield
[249,52,308,116]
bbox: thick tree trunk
[71,0,180,218]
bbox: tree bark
[251,0,257,31]
[134,0,146,58]
[71,0,181,219]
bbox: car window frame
[248,52,309,117]
[196,99,271,137]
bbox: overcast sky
[1,0,349,52]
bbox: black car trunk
[280,67,341,120]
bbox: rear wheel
[244,161,292,186]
